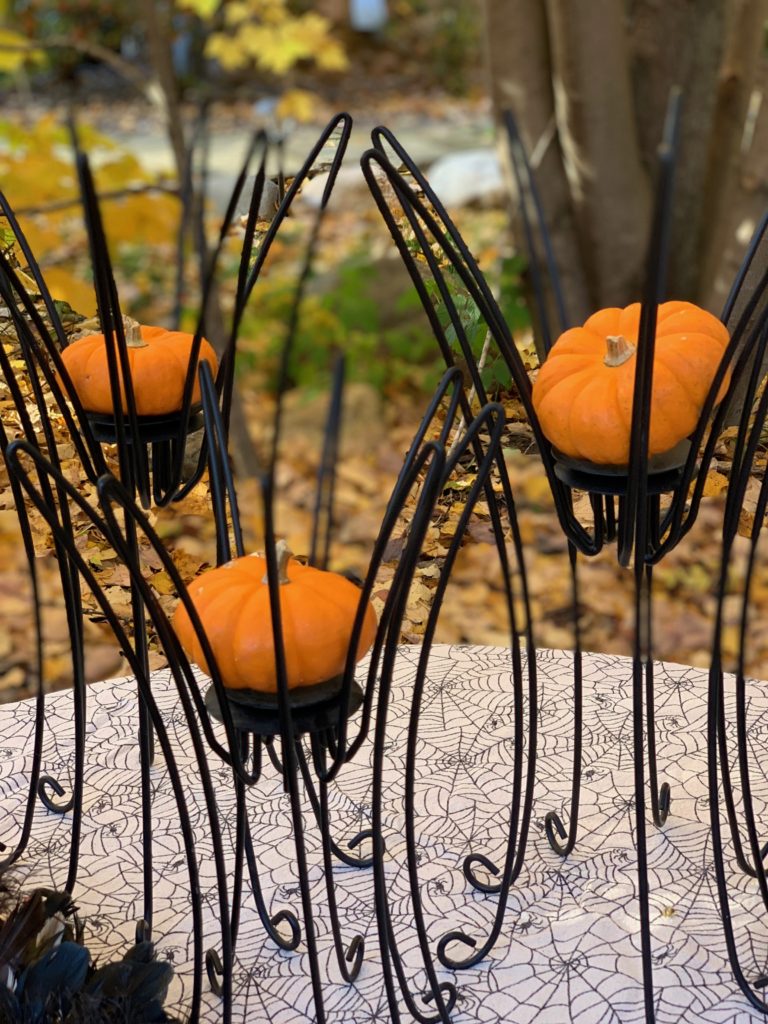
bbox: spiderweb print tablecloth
[3,644,768,1023]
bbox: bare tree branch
[9,183,180,217]
[0,35,153,101]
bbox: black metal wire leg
[643,563,671,829]
[296,741,374,869]
[544,542,583,857]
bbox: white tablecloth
[3,644,768,1023]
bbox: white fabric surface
[3,644,768,1023]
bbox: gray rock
[425,148,505,209]
[298,166,370,210]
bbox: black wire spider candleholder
[0,109,351,966]
[1,107,535,1023]
[4,346,536,1023]
[360,88,768,1022]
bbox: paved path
[109,106,496,211]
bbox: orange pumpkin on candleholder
[531,301,731,466]
[59,318,218,417]
[172,541,378,693]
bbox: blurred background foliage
[2,0,768,688]
[0,0,500,402]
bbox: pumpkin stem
[604,334,636,367]
[122,316,147,349]
[263,539,292,585]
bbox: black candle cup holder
[550,439,692,497]
[204,675,365,739]
[85,407,207,446]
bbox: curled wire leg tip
[754,975,768,990]
[206,948,224,996]
[544,811,569,857]
[437,930,479,971]
[463,853,502,894]
[345,934,364,981]
[656,782,672,826]
[269,909,301,951]
[37,775,74,814]
[340,827,375,868]
[422,981,459,1015]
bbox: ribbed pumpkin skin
[531,301,730,465]
[172,553,378,692]
[59,325,218,416]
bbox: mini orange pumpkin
[172,541,378,693]
[59,318,218,416]
[531,301,731,465]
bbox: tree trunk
[481,0,592,344]
[546,0,651,309]
[629,0,729,304]
[137,0,187,185]
[699,0,768,305]
[484,0,767,351]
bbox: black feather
[16,941,89,1021]
[0,870,179,1024]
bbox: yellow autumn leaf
[276,88,317,124]
[703,470,729,498]
[315,39,348,72]
[175,0,220,17]
[39,268,97,318]
[225,0,256,27]
[206,32,248,72]
[151,570,178,597]
[0,27,45,74]
[206,7,346,74]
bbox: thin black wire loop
[617,88,681,568]
[502,109,570,349]
[540,542,583,859]
[243,807,304,952]
[316,368,466,784]
[0,246,105,484]
[0,343,90,888]
[360,144,597,556]
[5,439,240,1024]
[708,362,768,904]
[199,359,245,566]
[297,745,373,869]
[308,737,366,982]
[412,406,536,972]
[368,442,459,1023]
[309,352,345,570]
[206,948,224,997]
[721,209,768,326]
[96,473,260,783]
[654,291,768,560]
[706,432,768,1009]
[212,112,354,451]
